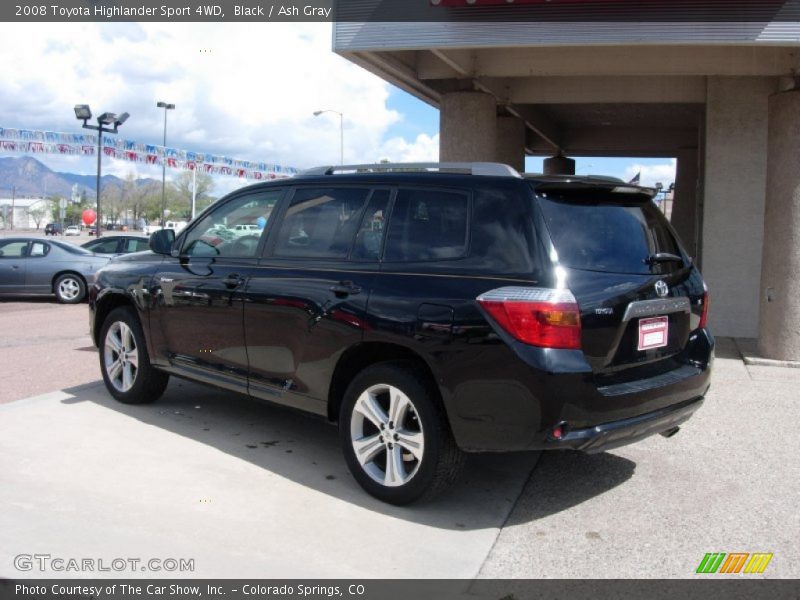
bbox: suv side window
[182,190,282,258]
[384,188,469,262]
[273,187,370,259]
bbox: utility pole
[191,165,197,220]
[10,185,15,230]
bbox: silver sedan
[0,237,112,303]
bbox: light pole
[74,105,129,238]
[157,101,175,226]
[313,109,343,165]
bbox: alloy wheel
[103,321,139,393]
[349,384,425,487]
[58,277,81,301]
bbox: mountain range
[0,156,160,198]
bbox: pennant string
[0,126,299,180]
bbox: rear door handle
[330,281,361,297]
[222,274,245,289]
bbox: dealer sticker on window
[638,316,669,351]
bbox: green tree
[170,170,215,219]
[28,200,53,229]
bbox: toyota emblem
[655,280,669,298]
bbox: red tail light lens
[699,288,710,329]
[477,287,582,349]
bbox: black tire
[53,273,86,304]
[99,306,169,404]
[339,361,465,505]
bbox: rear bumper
[544,396,703,453]
[444,328,713,452]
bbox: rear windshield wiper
[644,252,684,266]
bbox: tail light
[699,286,710,329]
[476,286,582,350]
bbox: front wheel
[99,307,169,404]
[339,362,464,505]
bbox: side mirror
[149,228,176,255]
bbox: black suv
[44,223,63,235]
[89,163,713,504]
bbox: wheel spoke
[395,429,424,461]
[122,324,134,351]
[354,391,389,429]
[122,363,134,391]
[352,434,383,466]
[388,386,411,426]
[105,334,122,355]
[108,359,122,382]
[127,348,139,369]
[384,445,406,486]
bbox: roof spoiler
[533,180,658,201]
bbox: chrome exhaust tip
[660,426,680,438]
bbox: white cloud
[623,159,677,187]
[377,133,440,163]
[0,22,426,184]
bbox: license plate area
[638,316,669,351]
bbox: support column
[757,88,800,361]
[439,91,496,163]
[670,148,699,259]
[702,77,774,338]
[495,116,525,172]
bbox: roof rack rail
[298,162,521,178]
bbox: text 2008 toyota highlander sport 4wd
[89,163,713,505]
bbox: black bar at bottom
[1,579,797,600]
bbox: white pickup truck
[144,221,188,235]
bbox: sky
[0,22,676,197]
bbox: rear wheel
[54,273,85,304]
[99,307,169,404]
[339,362,464,505]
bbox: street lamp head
[98,112,117,125]
[157,101,176,110]
[115,112,130,127]
[74,104,92,120]
[313,110,323,116]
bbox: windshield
[538,195,683,275]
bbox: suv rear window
[384,188,468,262]
[538,195,682,275]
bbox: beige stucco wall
[495,116,525,172]
[757,89,800,361]
[702,76,776,338]
[671,149,699,259]
[440,92,497,164]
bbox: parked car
[89,163,713,504]
[65,225,81,236]
[232,223,261,236]
[165,220,188,233]
[87,226,97,236]
[82,235,150,256]
[44,223,63,236]
[0,237,110,303]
